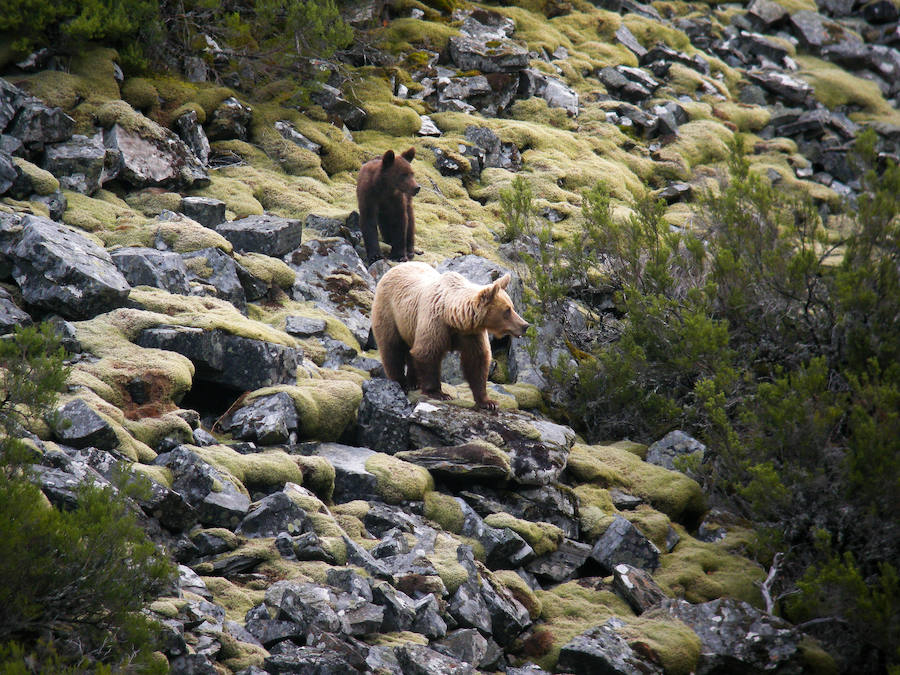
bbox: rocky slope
[2,0,899,672]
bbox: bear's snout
[512,320,529,337]
[412,185,421,195]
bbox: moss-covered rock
[247,379,362,442]
[364,454,434,504]
[193,445,304,492]
[483,512,564,556]
[12,158,59,195]
[423,491,465,533]
[291,455,335,502]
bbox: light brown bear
[372,261,529,410]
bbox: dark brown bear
[356,147,420,264]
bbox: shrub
[0,325,174,671]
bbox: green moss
[366,631,430,647]
[501,383,544,409]
[796,56,900,125]
[12,158,58,195]
[569,444,706,526]
[428,534,469,594]
[124,190,183,216]
[171,102,207,124]
[218,631,268,671]
[617,614,701,675]
[121,78,160,112]
[364,454,434,504]
[191,171,265,218]
[666,120,734,169]
[292,455,335,502]
[508,97,577,131]
[364,103,423,136]
[331,500,370,520]
[191,527,241,550]
[654,524,766,606]
[492,569,542,619]
[423,491,465,533]
[712,102,771,132]
[250,103,328,180]
[798,636,839,675]
[234,252,296,288]
[123,411,193,449]
[203,576,265,623]
[483,512,564,556]
[623,506,673,551]
[608,439,647,458]
[378,18,459,52]
[194,445,303,492]
[534,580,635,671]
[622,14,691,50]
[63,189,150,233]
[131,463,173,489]
[307,512,346,538]
[247,379,362,442]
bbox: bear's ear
[478,283,500,306]
[495,274,511,290]
[401,147,416,162]
[382,150,396,167]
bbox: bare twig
[757,551,784,614]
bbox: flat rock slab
[395,441,511,481]
[409,401,573,486]
[590,515,660,574]
[136,325,301,391]
[216,214,303,257]
[111,246,192,295]
[0,213,130,319]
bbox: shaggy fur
[356,147,420,264]
[372,262,529,410]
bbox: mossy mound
[234,252,296,289]
[423,491,465,533]
[124,189,183,216]
[193,445,304,493]
[12,158,59,195]
[364,454,434,504]
[654,525,766,607]
[567,443,707,527]
[247,379,362,442]
[617,613,702,675]
[290,455,336,502]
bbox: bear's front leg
[459,334,497,412]
[411,355,450,401]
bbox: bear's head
[478,274,530,339]
[381,148,420,197]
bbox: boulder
[612,563,668,614]
[0,213,130,319]
[225,392,299,445]
[0,152,16,195]
[590,515,661,574]
[110,246,192,295]
[216,214,303,258]
[180,247,247,310]
[180,196,226,229]
[645,429,706,474]
[311,443,379,503]
[310,85,367,131]
[558,618,664,675]
[396,643,475,675]
[525,538,592,583]
[7,99,74,152]
[104,122,208,190]
[274,120,321,153]
[518,70,579,116]
[51,398,119,451]
[395,441,511,481]
[449,25,529,73]
[174,110,210,166]
[0,286,32,334]
[285,237,376,346]
[356,378,413,455]
[463,126,522,172]
[42,134,107,194]
[654,598,807,673]
[136,325,302,391]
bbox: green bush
[0,325,174,671]
[521,133,900,672]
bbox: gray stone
[646,429,706,474]
[180,246,246,310]
[0,214,130,319]
[396,643,475,675]
[343,535,395,580]
[52,398,118,451]
[448,33,529,73]
[136,325,301,391]
[285,237,375,346]
[612,563,668,614]
[238,490,311,538]
[480,573,532,646]
[180,196,226,229]
[174,110,210,165]
[614,24,647,58]
[654,598,806,673]
[395,441,512,481]
[518,70,579,116]
[104,122,208,190]
[412,594,448,639]
[789,10,850,50]
[747,69,814,104]
[267,580,343,633]
[284,315,327,337]
[8,100,74,152]
[371,580,417,631]
[309,85,367,131]
[226,392,299,445]
[356,378,413,455]
[32,190,66,221]
[525,538,591,583]
[42,134,106,194]
[274,120,321,153]
[448,547,492,634]
[456,497,534,569]
[111,246,192,294]
[0,286,31,334]
[216,214,303,257]
[432,629,488,667]
[0,152,16,195]
[311,443,379,503]
[590,515,660,573]
[558,619,663,675]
